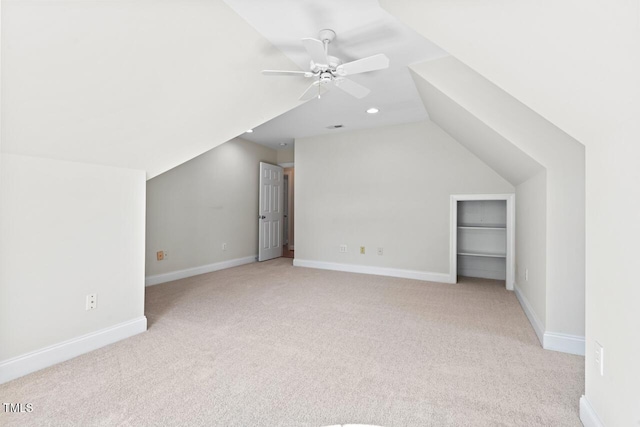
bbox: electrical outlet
[525,268,529,281]
[339,244,347,253]
[222,243,227,251]
[595,341,604,376]
[156,250,164,261]
[377,247,383,256]
[86,293,97,310]
[360,246,365,255]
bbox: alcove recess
[457,200,507,281]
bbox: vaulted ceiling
[225,0,447,150]
[2,0,308,178]
[6,0,636,182]
[379,0,640,147]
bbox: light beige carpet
[0,258,584,426]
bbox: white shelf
[457,251,506,259]
[453,197,512,285]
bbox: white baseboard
[580,395,604,427]
[514,282,545,345]
[544,331,585,356]
[514,283,585,355]
[293,259,454,284]
[145,255,256,286]
[0,316,147,385]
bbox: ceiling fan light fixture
[261,30,390,102]
[366,107,379,114]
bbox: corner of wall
[514,282,544,345]
[514,281,585,356]
[579,395,605,427]
[0,317,146,384]
[145,137,274,280]
[1,155,147,382]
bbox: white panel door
[258,162,284,261]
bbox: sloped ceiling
[1,0,308,178]
[410,56,583,179]
[379,0,640,146]
[223,0,447,150]
[410,67,542,186]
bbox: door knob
[258,215,266,219]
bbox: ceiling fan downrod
[318,29,336,54]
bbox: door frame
[282,166,294,251]
[449,194,515,290]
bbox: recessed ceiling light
[366,107,379,114]
[280,143,287,147]
[245,129,253,133]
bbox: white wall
[277,149,294,165]
[515,171,547,335]
[585,119,640,425]
[411,57,585,340]
[1,0,307,179]
[0,154,146,361]
[0,0,306,382]
[381,2,640,423]
[294,120,513,276]
[146,138,276,278]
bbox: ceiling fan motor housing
[310,55,342,73]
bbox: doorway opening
[282,167,295,259]
[257,162,294,262]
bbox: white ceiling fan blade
[333,78,371,99]
[262,70,313,77]
[299,81,330,101]
[336,54,390,76]
[301,38,329,66]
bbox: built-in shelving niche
[457,200,507,281]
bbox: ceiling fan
[261,29,390,101]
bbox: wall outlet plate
[595,341,604,376]
[86,293,97,310]
[360,246,365,255]
[377,247,383,256]
[156,250,164,261]
[339,245,347,253]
